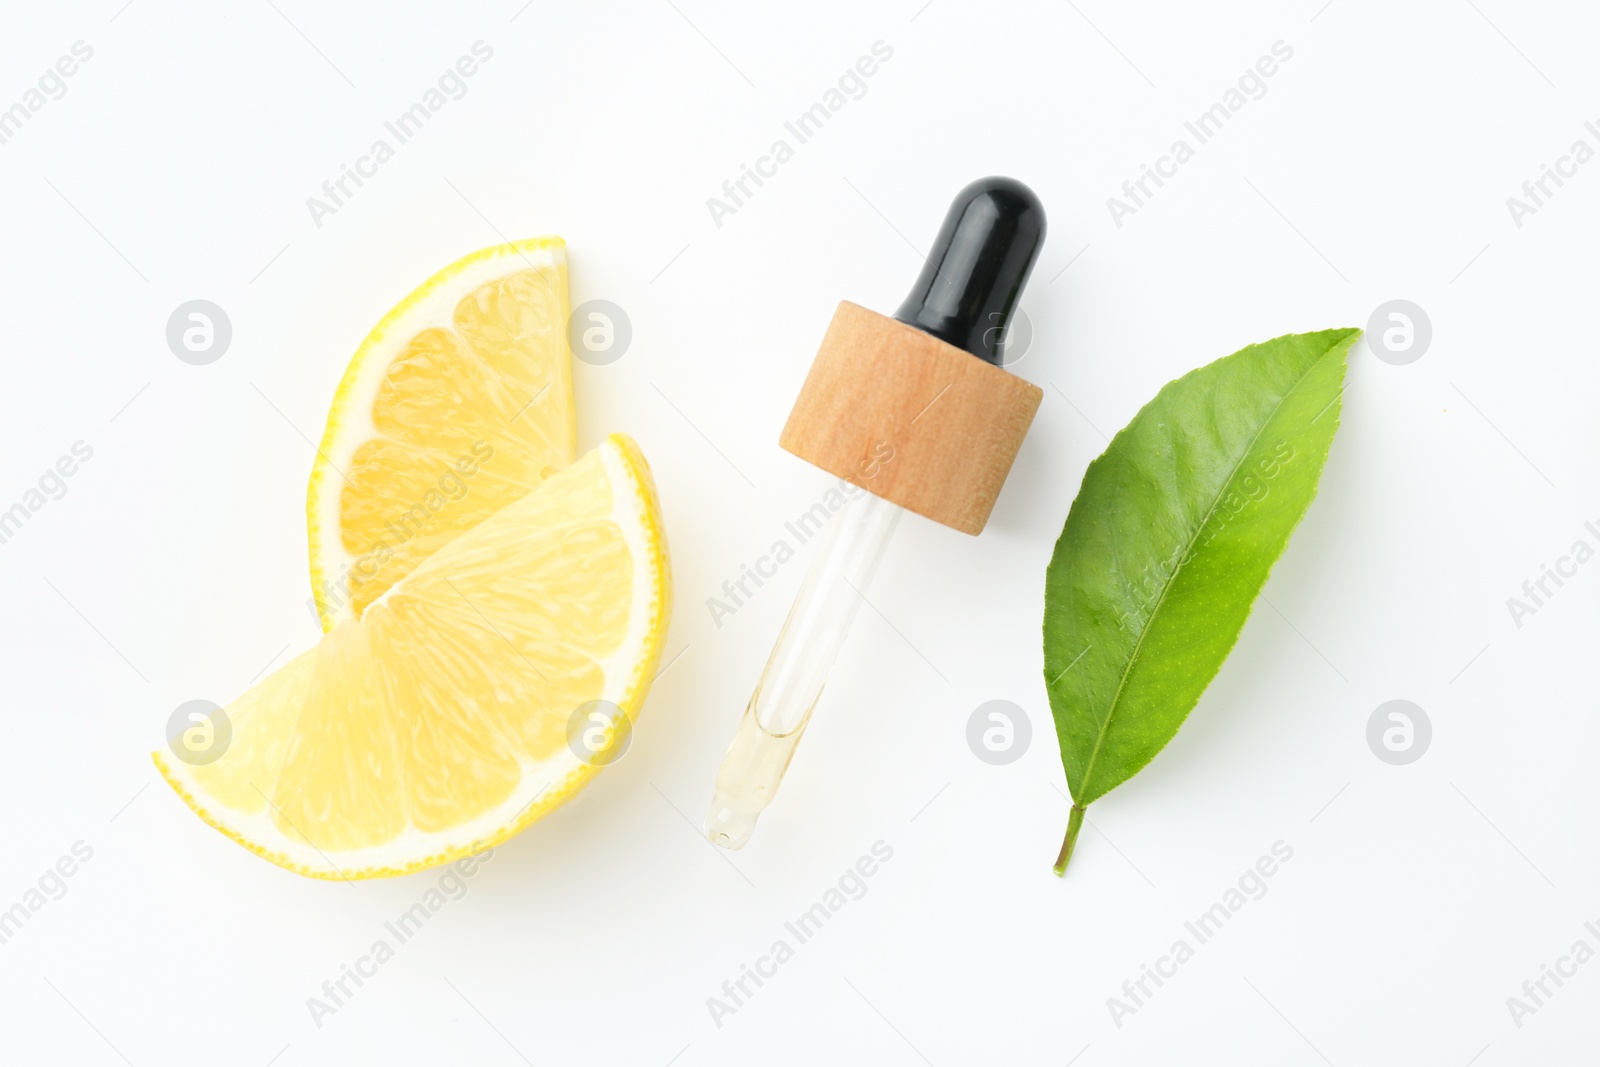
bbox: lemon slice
[157,434,671,879]
[307,237,576,630]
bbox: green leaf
[1043,329,1358,874]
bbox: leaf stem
[1053,804,1086,876]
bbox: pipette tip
[705,792,759,850]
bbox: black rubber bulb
[892,176,1046,366]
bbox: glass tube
[704,488,902,848]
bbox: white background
[1,1,1596,1063]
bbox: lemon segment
[157,435,671,879]
[307,238,577,629]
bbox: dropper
[705,177,1047,849]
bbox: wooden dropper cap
[780,177,1046,535]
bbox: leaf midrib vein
[1071,351,1335,802]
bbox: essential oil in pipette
[705,693,814,848]
[702,177,1047,849]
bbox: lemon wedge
[157,435,671,879]
[307,237,576,629]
